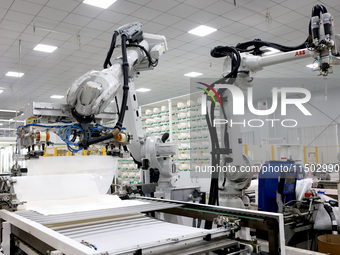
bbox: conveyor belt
[15,199,181,225]
[13,199,236,255]
[55,215,231,255]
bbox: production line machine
[0,22,285,255]
[201,3,340,211]
[197,3,340,250]
[0,197,289,255]
[1,3,340,255]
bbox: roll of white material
[161,105,168,111]
[178,143,190,149]
[147,128,155,133]
[154,117,161,122]
[145,118,154,124]
[145,109,152,115]
[161,115,169,121]
[178,112,187,118]
[179,132,190,139]
[177,102,185,108]
[179,153,190,159]
[178,122,187,128]
[153,107,160,113]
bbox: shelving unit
[141,93,213,192]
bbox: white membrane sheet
[21,194,146,215]
[13,156,146,215]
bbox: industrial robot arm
[204,4,340,209]
[17,23,176,191]
[66,22,167,148]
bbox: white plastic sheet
[23,194,146,215]
[12,156,147,215]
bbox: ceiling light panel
[0,109,18,113]
[188,25,217,37]
[6,72,24,78]
[136,88,151,92]
[83,0,117,9]
[50,95,64,99]
[184,72,203,77]
[33,44,58,53]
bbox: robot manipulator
[203,4,339,210]
[65,22,167,150]
[210,4,339,92]
[17,22,169,158]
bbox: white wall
[240,86,340,145]
[237,86,340,163]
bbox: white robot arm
[204,4,339,209]
[17,23,176,191]
[66,23,167,122]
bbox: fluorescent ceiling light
[0,90,3,94]
[83,0,117,9]
[0,123,3,126]
[34,44,57,53]
[6,72,24,78]
[184,72,203,77]
[50,95,64,99]
[188,25,217,37]
[306,63,318,69]
[0,109,18,113]
[136,88,151,92]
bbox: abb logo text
[295,50,305,56]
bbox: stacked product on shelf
[116,158,142,185]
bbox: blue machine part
[258,160,305,212]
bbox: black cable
[210,46,241,79]
[203,47,241,220]
[114,34,129,130]
[207,101,220,207]
[204,101,219,229]
[235,39,308,55]
[126,44,158,67]
[320,5,328,13]
[114,96,120,116]
[324,203,338,234]
[104,31,119,69]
